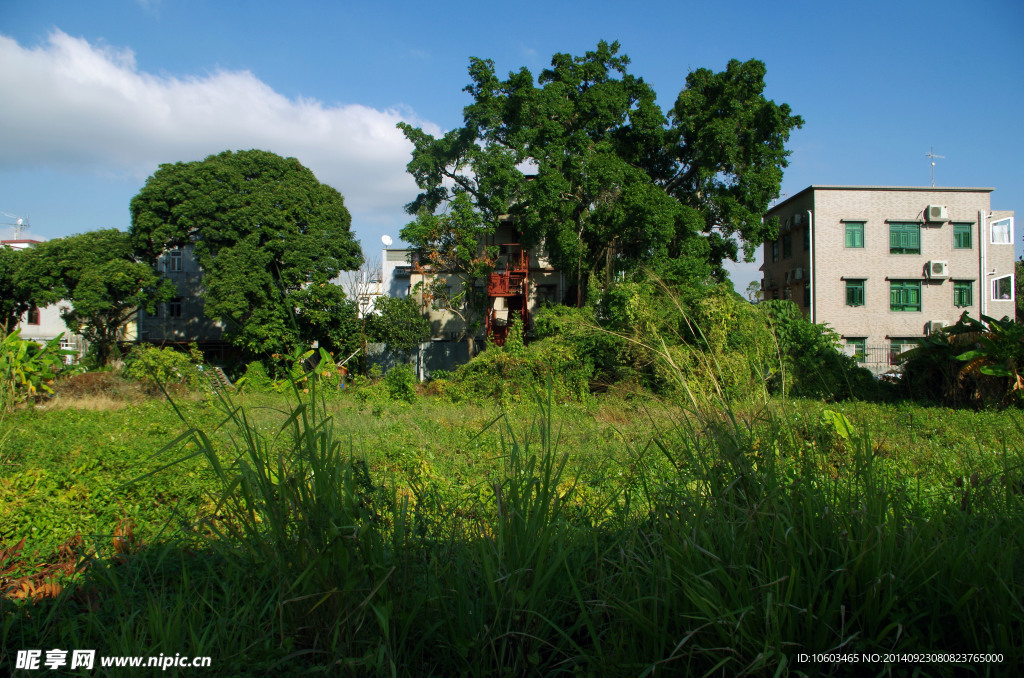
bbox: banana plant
[0,329,67,411]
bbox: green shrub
[383,364,417,403]
[124,344,204,389]
[603,279,778,400]
[439,335,594,404]
[235,360,275,393]
[760,300,880,400]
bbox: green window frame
[845,222,865,248]
[846,338,866,364]
[953,281,973,307]
[953,223,972,249]
[845,280,865,307]
[771,241,779,262]
[889,222,921,254]
[890,280,922,312]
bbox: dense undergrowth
[3,371,1022,675]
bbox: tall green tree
[0,246,37,334]
[398,41,802,303]
[129,150,364,356]
[663,58,805,265]
[15,230,174,365]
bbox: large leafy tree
[663,58,805,265]
[129,150,364,356]
[398,41,802,303]
[15,230,174,365]
[0,246,37,334]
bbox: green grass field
[2,381,1022,675]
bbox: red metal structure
[485,243,529,346]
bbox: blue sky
[2,0,1022,295]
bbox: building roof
[768,185,996,214]
[0,239,44,250]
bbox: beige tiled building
[761,186,1016,366]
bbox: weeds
[3,368,1023,674]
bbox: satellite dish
[381,235,393,248]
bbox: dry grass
[43,372,194,410]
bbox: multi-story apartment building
[135,244,228,355]
[761,186,1015,368]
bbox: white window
[168,250,183,272]
[991,217,1013,245]
[992,275,1013,301]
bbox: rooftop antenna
[925,147,945,187]
[1,212,30,239]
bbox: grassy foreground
[2,382,1023,676]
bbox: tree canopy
[398,41,802,301]
[129,150,363,356]
[366,295,431,359]
[0,246,36,334]
[15,229,174,365]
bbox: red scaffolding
[484,243,529,347]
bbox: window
[772,241,779,262]
[782,234,792,259]
[803,282,810,307]
[168,297,183,318]
[27,306,40,325]
[845,280,865,307]
[168,250,183,272]
[890,280,922,312]
[953,223,972,249]
[890,339,916,365]
[845,338,866,364]
[803,226,810,251]
[992,275,1013,301]
[953,281,973,308]
[845,222,865,248]
[991,218,1013,245]
[889,222,920,254]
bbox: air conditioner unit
[927,320,947,334]
[792,214,804,226]
[927,260,949,278]
[792,267,805,281]
[926,205,949,222]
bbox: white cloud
[0,30,441,227]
